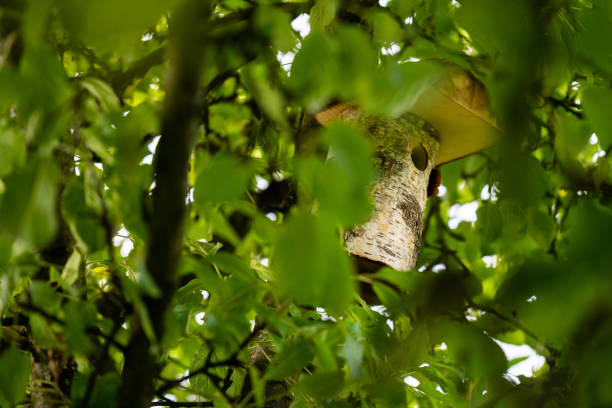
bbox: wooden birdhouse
[315,63,500,270]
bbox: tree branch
[116,1,211,407]
[111,47,166,95]
[151,399,213,407]
[18,302,126,352]
[156,323,264,395]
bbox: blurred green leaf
[58,0,175,52]
[209,103,252,136]
[456,0,534,68]
[190,342,225,396]
[369,10,404,44]
[297,122,375,227]
[341,323,364,380]
[429,319,506,381]
[61,176,107,253]
[0,345,30,404]
[0,123,26,177]
[266,335,314,380]
[310,0,337,30]
[582,86,612,148]
[30,281,61,314]
[63,300,98,353]
[526,208,554,248]
[292,371,344,400]
[29,314,62,349]
[79,77,121,112]
[255,7,297,53]
[194,154,255,204]
[273,213,354,315]
[88,373,119,408]
[61,249,82,285]
[0,159,60,248]
[364,379,406,408]
[574,0,612,71]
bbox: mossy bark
[342,109,440,270]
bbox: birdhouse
[315,63,500,270]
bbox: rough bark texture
[249,333,293,408]
[342,110,440,270]
[29,346,74,408]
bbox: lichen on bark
[343,111,440,270]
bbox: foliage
[0,0,612,407]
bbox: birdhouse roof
[314,64,500,166]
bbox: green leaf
[249,366,265,408]
[292,371,344,400]
[111,104,158,180]
[208,103,252,136]
[273,213,355,315]
[456,0,533,67]
[255,7,297,53]
[79,77,120,112]
[266,336,314,380]
[62,249,83,285]
[190,343,225,397]
[194,154,255,204]
[290,26,378,110]
[323,123,376,196]
[389,0,421,19]
[429,319,507,381]
[507,356,529,369]
[17,47,72,116]
[369,10,404,44]
[61,176,106,253]
[297,122,375,227]
[22,0,53,46]
[29,314,62,349]
[58,0,176,53]
[526,208,555,248]
[0,345,30,404]
[574,0,612,71]
[341,323,364,380]
[30,281,61,314]
[310,0,337,30]
[0,159,60,248]
[88,372,119,408]
[0,123,26,177]
[499,155,547,206]
[244,65,289,129]
[582,86,612,148]
[364,379,406,408]
[289,31,337,109]
[63,301,98,353]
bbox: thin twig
[466,299,558,357]
[18,302,126,351]
[157,323,265,395]
[151,398,213,407]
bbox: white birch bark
[340,109,440,270]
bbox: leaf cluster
[0,0,612,407]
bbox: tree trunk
[341,109,440,271]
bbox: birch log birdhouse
[316,64,500,271]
